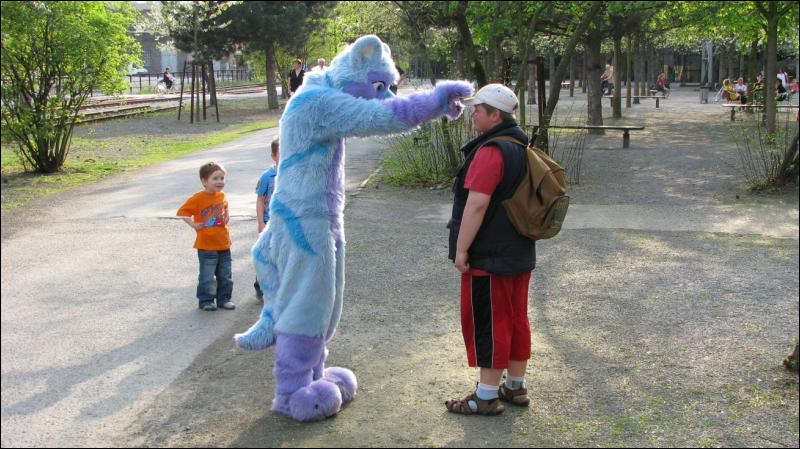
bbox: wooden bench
[529,124,645,148]
[605,95,667,108]
[635,95,667,108]
[561,81,571,89]
[722,103,799,121]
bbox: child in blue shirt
[253,135,279,300]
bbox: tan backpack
[486,136,569,240]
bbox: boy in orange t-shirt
[177,161,235,311]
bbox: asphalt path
[0,128,384,447]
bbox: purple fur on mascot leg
[272,332,356,422]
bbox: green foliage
[381,116,477,186]
[158,1,233,60]
[1,1,141,173]
[729,109,799,190]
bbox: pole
[211,64,220,122]
[202,62,207,121]
[536,56,548,152]
[178,60,186,120]
[190,62,195,124]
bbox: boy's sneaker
[201,303,217,311]
[219,302,236,310]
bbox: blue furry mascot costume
[235,35,473,422]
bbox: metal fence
[122,69,253,94]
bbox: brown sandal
[445,392,504,415]
[498,384,530,406]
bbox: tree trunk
[454,1,488,87]
[456,41,465,78]
[612,35,622,118]
[569,53,576,97]
[528,57,536,104]
[487,2,502,82]
[581,51,587,93]
[207,64,217,107]
[764,2,777,135]
[626,35,632,108]
[776,127,799,183]
[548,45,556,98]
[585,32,604,133]
[728,41,737,80]
[747,41,758,84]
[633,34,640,104]
[265,43,279,110]
[739,47,745,79]
[513,2,545,127]
[535,0,603,147]
[640,40,648,96]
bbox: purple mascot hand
[434,81,474,120]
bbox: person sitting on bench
[751,74,765,104]
[721,79,739,102]
[734,77,748,104]
[653,73,670,97]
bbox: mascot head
[322,35,399,100]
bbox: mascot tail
[234,307,277,350]
[234,228,280,351]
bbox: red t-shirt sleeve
[464,145,504,195]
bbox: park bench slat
[721,103,799,121]
[527,124,645,148]
[606,95,665,108]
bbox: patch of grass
[1,98,280,210]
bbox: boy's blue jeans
[197,249,233,307]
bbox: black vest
[447,121,536,276]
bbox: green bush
[381,115,478,187]
[730,109,799,190]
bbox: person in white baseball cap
[462,83,519,118]
[445,82,535,416]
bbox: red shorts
[461,269,532,369]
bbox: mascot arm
[308,81,474,139]
[384,80,474,127]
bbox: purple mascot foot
[322,367,357,403]
[285,380,343,422]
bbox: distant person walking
[288,59,305,97]
[314,58,326,71]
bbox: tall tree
[1,1,140,173]
[753,1,796,135]
[223,1,332,110]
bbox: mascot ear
[350,35,383,68]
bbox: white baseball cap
[462,83,518,113]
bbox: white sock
[506,375,525,390]
[469,383,499,410]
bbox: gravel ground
[115,87,798,447]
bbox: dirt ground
[11,86,793,447]
[114,186,798,448]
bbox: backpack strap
[485,135,526,147]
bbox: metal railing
[124,69,253,94]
